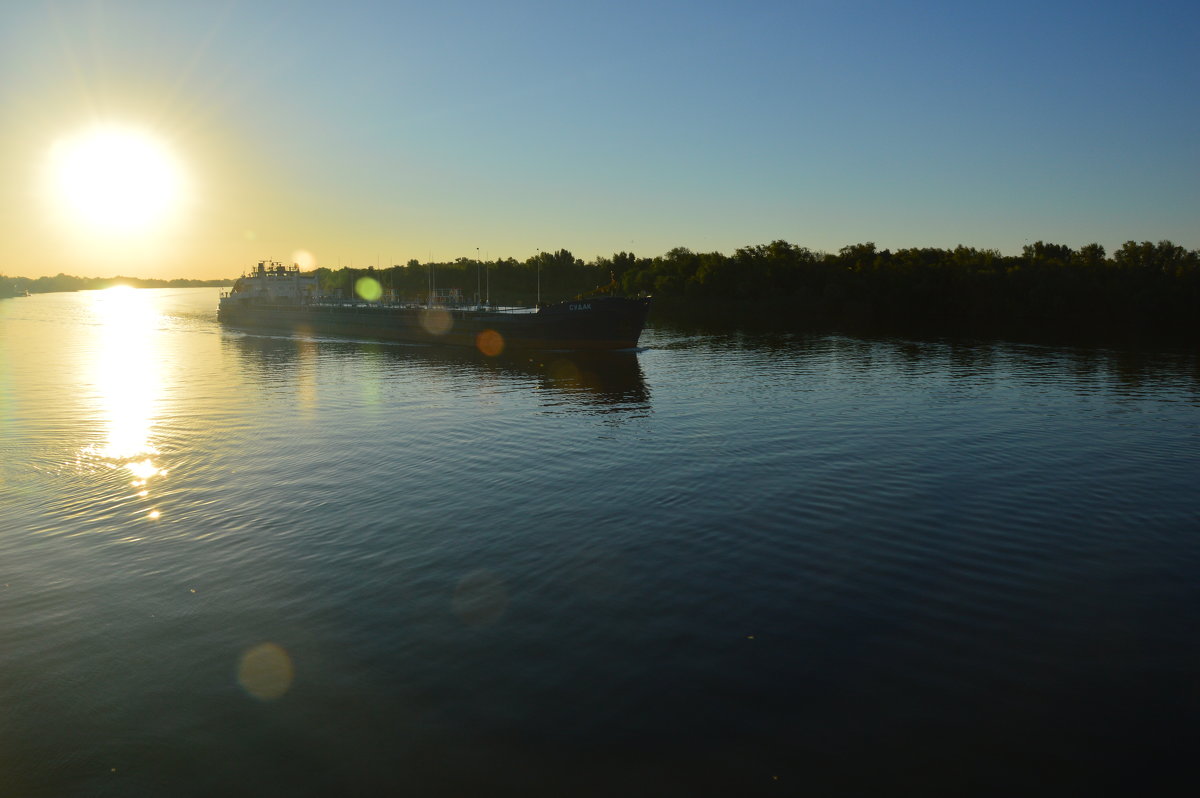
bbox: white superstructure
[221,261,318,306]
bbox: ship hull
[218,296,651,351]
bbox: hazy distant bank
[0,274,230,297]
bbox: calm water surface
[2,288,1199,796]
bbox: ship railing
[310,296,540,314]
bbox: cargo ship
[218,261,651,351]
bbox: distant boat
[218,261,651,351]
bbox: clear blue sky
[2,0,1196,278]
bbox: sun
[47,124,187,234]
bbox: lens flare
[547,358,583,387]
[237,642,294,700]
[355,277,382,301]
[475,329,504,356]
[420,308,453,336]
[291,249,316,269]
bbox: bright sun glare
[47,125,186,234]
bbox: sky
[1,0,1196,280]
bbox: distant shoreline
[1,277,231,298]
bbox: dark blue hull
[219,296,651,351]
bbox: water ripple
[4,291,1200,795]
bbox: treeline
[315,239,1199,339]
[314,249,601,307]
[8,239,1197,339]
[0,273,230,297]
[623,240,1200,339]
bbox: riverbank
[649,293,1200,351]
[1,275,231,298]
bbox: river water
[2,287,1198,796]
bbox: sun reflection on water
[82,286,167,486]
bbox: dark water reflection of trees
[646,309,1200,402]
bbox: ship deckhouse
[222,261,318,305]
